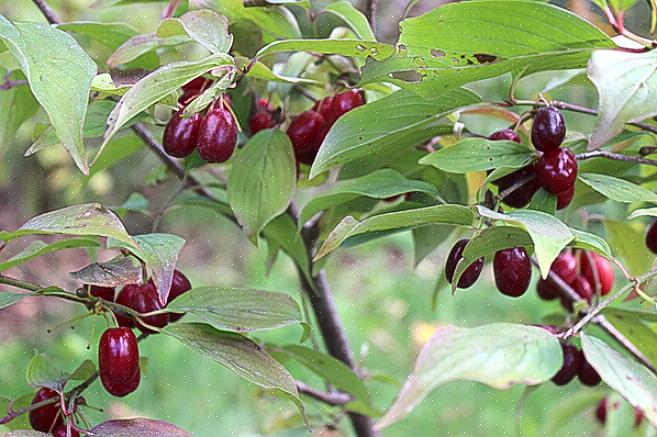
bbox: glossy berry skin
[489,128,521,144]
[552,344,582,385]
[495,165,540,208]
[329,89,364,124]
[249,111,274,135]
[580,253,614,296]
[531,106,566,152]
[162,270,192,322]
[119,283,169,334]
[572,275,593,303]
[578,356,601,386]
[163,110,202,158]
[536,148,578,194]
[99,327,140,397]
[536,279,559,300]
[29,388,63,432]
[556,185,575,210]
[595,398,607,424]
[197,104,237,163]
[287,111,325,165]
[53,425,80,437]
[646,221,657,254]
[493,247,531,297]
[88,285,115,301]
[445,239,484,289]
[551,251,578,284]
[314,96,335,121]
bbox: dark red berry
[256,98,274,112]
[163,110,202,158]
[495,165,540,208]
[536,279,559,300]
[646,221,657,254]
[162,270,192,322]
[115,285,136,328]
[53,425,80,437]
[552,344,582,385]
[493,247,531,297]
[314,96,335,121]
[595,398,607,424]
[328,89,364,124]
[120,282,169,334]
[249,111,274,135]
[635,407,644,428]
[556,185,575,210]
[29,388,63,432]
[550,251,578,284]
[572,275,593,303]
[197,102,237,163]
[179,77,212,104]
[580,253,614,296]
[535,148,578,194]
[445,239,484,289]
[531,106,566,152]
[578,356,601,386]
[89,285,115,301]
[287,110,325,165]
[99,327,140,397]
[489,128,521,143]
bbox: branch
[0,274,42,292]
[365,0,378,35]
[0,78,27,91]
[31,0,61,24]
[576,150,657,167]
[296,381,352,406]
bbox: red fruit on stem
[552,344,582,385]
[249,111,274,135]
[488,128,521,143]
[536,279,559,300]
[197,103,237,163]
[493,247,531,297]
[531,106,566,152]
[163,270,192,322]
[580,253,614,296]
[256,98,274,112]
[88,285,115,301]
[445,239,484,289]
[53,425,80,437]
[29,388,63,432]
[556,185,575,210]
[115,285,137,328]
[572,275,593,303]
[163,110,202,158]
[595,398,607,424]
[645,220,657,254]
[99,327,140,397]
[578,356,601,386]
[287,110,325,165]
[329,89,364,123]
[121,282,169,334]
[495,165,540,208]
[314,96,335,122]
[550,251,578,284]
[535,148,578,194]
[179,77,213,104]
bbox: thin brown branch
[31,0,61,24]
[296,381,352,406]
[576,150,657,167]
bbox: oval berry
[164,270,192,322]
[445,239,484,289]
[29,388,63,432]
[493,247,531,297]
[556,185,575,210]
[552,344,582,385]
[102,368,140,398]
[197,103,237,163]
[578,356,601,386]
[489,128,521,143]
[115,285,137,328]
[249,111,274,135]
[123,282,169,334]
[535,148,578,194]
[536,279,559,301]
[287,111,325,165]
[163,110,202,158]
[550,251,578,284]
[314,96,335,122]
[88,285,115,301]
[329,89,364,123]
[99,327,140,397]
[495,165,539,208]
[531,106,566,152]
[580,253,614,296]
[646,220,657,254]
[595,398,607,424]
[179,77,212,104]
[572,275,593,303]
[53,425,80,437]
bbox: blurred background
[0,0,653,436]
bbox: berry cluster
[552,341,600,386]
[595,397,644,428]
[287,89,364,165]
[163,78,237,163]
[489,106,577,209]
[536,250,614,308]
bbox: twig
[576,150,657,167]
[0,77,28,91]
[365,0,378,35]
[0,275,42,292]
[31,0,61,24]
[296,381,352,406]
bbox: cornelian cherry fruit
[29,387,63,432]
[287,110,325,165]
[580,253,614,296]
[163,110,202,158]
[489,128,521,143]
[493,247,531,297]
[99,327,140,397]
[197,102,237,163]
[535,148,578,194]
[445,239,484,289]
[531,106,566,152]
[552,344,582,385]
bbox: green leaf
[0,238,99,272]
[103,53,233,147]
[57,21,137,50]
[228,129,296,240]
[0,393,33,431]
[108,233,185,305]
[528,189,557,215]
[156,10,233,54]
[605,314,657,369]
[390,0,613,98]
[412,225,454,267]
[316,204,475,260]
[569,228,612,258]
[376,324,562,429]
[581,334,657,427]
[69,256,142,288]
[167,287,306,333]
[323,1,376,41]
[603,220,653,276]
[0,292,28,310]
[579,173,657,204]
[165,323,302,410]
[68,359,97,382]
[26,352,69,390]
[628,207,657,219]
[256,39,393,60]
[0,203,136,247]
[588,50,657,150]
[0,17,97,174]
[90,418,192,437]
[299,169,438,227]
[419,138,534,173]
[261,214,312,284]
[477,206,573,278]
[0,68,38,158]
[107,33,189,68]
[310,88,480,178]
